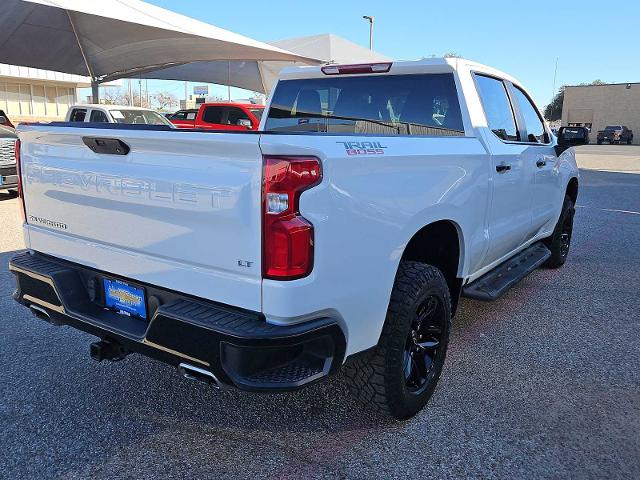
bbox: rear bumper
[0,165,17,189]
[10,251,346,391]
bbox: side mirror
[556,126,588,155]
[0,115,7,125]
[237,118,252,129]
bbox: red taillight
[15,139,26,222]
[262,155,322,280]
[321,62,392,75]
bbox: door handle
[496,163,511,173]
[536,159,547,168]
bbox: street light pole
[362,15,374,50]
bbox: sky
[86,0,640,110]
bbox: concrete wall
[561,83,640,144]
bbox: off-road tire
[344,261,451,420]
[544,195,575,268]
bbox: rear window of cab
[265,73,464,136]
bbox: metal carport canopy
[0,0,318,98]
[131,33,393,94]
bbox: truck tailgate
[18,125,263,311]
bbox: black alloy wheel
[403,294,444,394]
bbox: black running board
[462,242,551,301]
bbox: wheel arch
[566,177,579,204]
[400,219,464,315]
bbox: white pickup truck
[11,58,587,419]
[65,104,174,127]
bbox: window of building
[512,86,547,143]
[57,88,75,118]
[6,84,20,115]
[32,85,46,117]
[18,84,32,115]
[45,86,58,117]
[0,82,75,119]
[475,75,519,141]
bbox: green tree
[544,86,565,121]
[580,79,607,86]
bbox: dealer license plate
[103,278,147,319]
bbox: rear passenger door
[198,106,250,131]
[474,74,532,267]
[68,108,87,123]
[509,85,561,237]
[225,107,254,130]
[89,109,110,123]
[198,105,226,130]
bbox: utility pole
[362,15,374,50]
[138,78,142,107]
[551,57,559,101]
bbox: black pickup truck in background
[597,125,634,145]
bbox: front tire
[344,261,451,420]
[544,195,575,268]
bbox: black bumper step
[462,242,551,301]
[10,251,346,391]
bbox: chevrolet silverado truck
[0,122,18,192]
[11,59,585,419]
[597,125,634,144]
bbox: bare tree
[99,87,150,107]
[250,92,266,105]
[152,91,178,112]
[123,90,150,108]
[101,88,126,105]
[443,52,462,58]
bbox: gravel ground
[1,147,639,479]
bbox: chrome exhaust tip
[29,304,50,320]
[29,304,63,325]
[178,363,220,389]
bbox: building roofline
[565,82,639,88]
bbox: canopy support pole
[227,60,231,101]
[67,10,100,103]
[91,80,99,104]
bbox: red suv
[169,103,264,130]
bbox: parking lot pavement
[1,147,639,479]
[576,144,640,173]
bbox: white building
[0,64,89,123]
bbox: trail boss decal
[337,141,387,156]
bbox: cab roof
[277,57,522,89]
